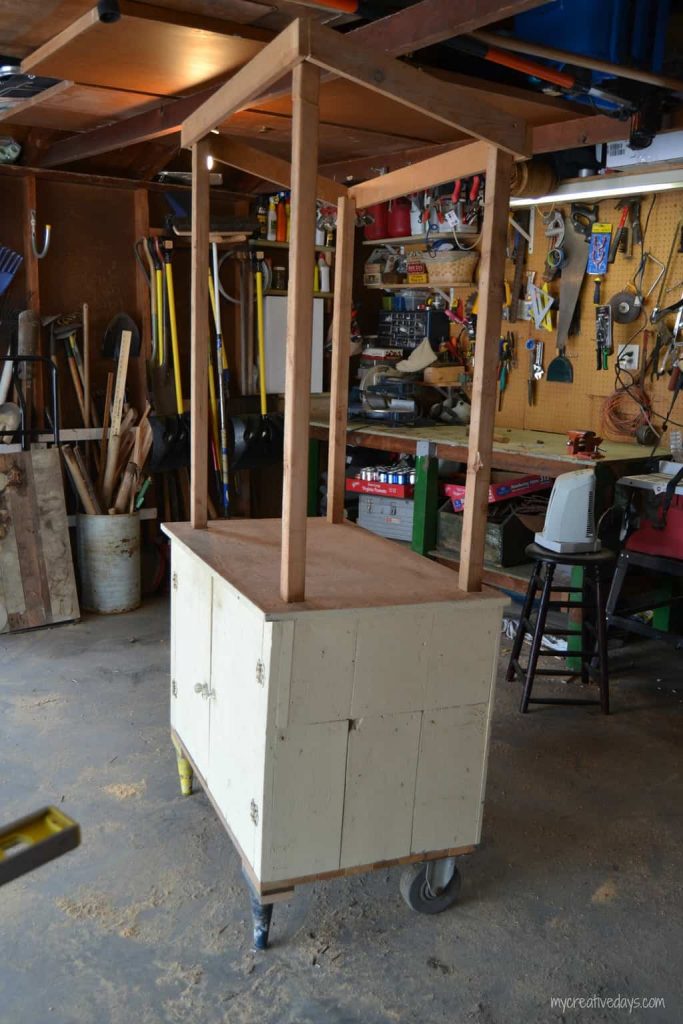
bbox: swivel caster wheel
[400,858,461,915]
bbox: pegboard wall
[494,189,683,442]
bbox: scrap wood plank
[0,450,78,632]
[101,329,132,508]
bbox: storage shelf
[362,232,477,246]
[266,289,334,298]
[364,282,474,291]
[249,239,335,253]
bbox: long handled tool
[163,240,184,416]
[547,204,596,383]
[210,241,230,515]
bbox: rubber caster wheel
[400,862,462,914]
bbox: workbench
[309,408,666,592]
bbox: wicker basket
[427,249,478,285]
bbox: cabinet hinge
[171,678,177,697]
[172,571,178,590]
[250,799,259,825]
[255,659,265,687]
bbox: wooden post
[190,139,210,529]
[458,145,513,592]
[280,61,321,602]
[326,193,356,524]
[21,174,44,425]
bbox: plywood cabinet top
[163,518,504,617]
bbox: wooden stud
[190,139,210,529]
[349,141,489,209]
[21,174,44,424]
[280,61,321,603]
[180,20,308,148]
[82,303,90,430]
[458,146,513,593]
[209,135,346,206]
[308,22,530,158]
[326,193,356,525]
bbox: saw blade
[609,289,641,324]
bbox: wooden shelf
[250,240,335,253]
[266,290,334,298]
[364,282,474,291]
[362,232,477,246]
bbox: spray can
[267,196,277,241]
[318,253,330,294]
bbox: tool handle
[668,365,681,392]
[593,277,601,304]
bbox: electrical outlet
[444,209,458,228]
[616,344,640,371]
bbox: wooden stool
[506,543,616,714]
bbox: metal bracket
[30,209,51,260]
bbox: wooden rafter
[181,19,308,148]
[307,22,530,158]
[348,0,551,57]
[210,134,346,204]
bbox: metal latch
[172,572,178,590]
[256,660,265,686]
[194,682,215,700]
[171,679,177,697]
[250,799,259,825]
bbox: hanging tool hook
[30,209,51,260]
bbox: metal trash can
[76,513,141,614]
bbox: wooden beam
[37,92,204,169]
[532,114,628,154]
[349,0,549,57]
[458,146,513,593]
[210,134,346,205]
[280,61,320,604]
[308,22,530,158]
[349,140,489,209]
[326,194,356,525]
[181,19,309,148]
[190,139,210,530]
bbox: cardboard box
[346,477,414,499]
[442,471,551,511]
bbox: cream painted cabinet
[166,520,505,893]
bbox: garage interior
[0,2,681,1022]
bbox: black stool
[506,543,616,714]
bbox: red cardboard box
[346,477,414,499]
[442,471,551,512]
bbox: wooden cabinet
[166,519,505,890]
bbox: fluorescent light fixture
[509,167,683,208]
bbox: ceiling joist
[307,22,530,158]
[210,134,346,204]
[348,140,490,208]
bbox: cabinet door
[170,545,213,778]
[208,578,266,871]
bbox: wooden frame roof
[185,17,516,602]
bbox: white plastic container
[77,513,141,614]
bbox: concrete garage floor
[1,599,681,1024]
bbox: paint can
[76,513,141,614]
